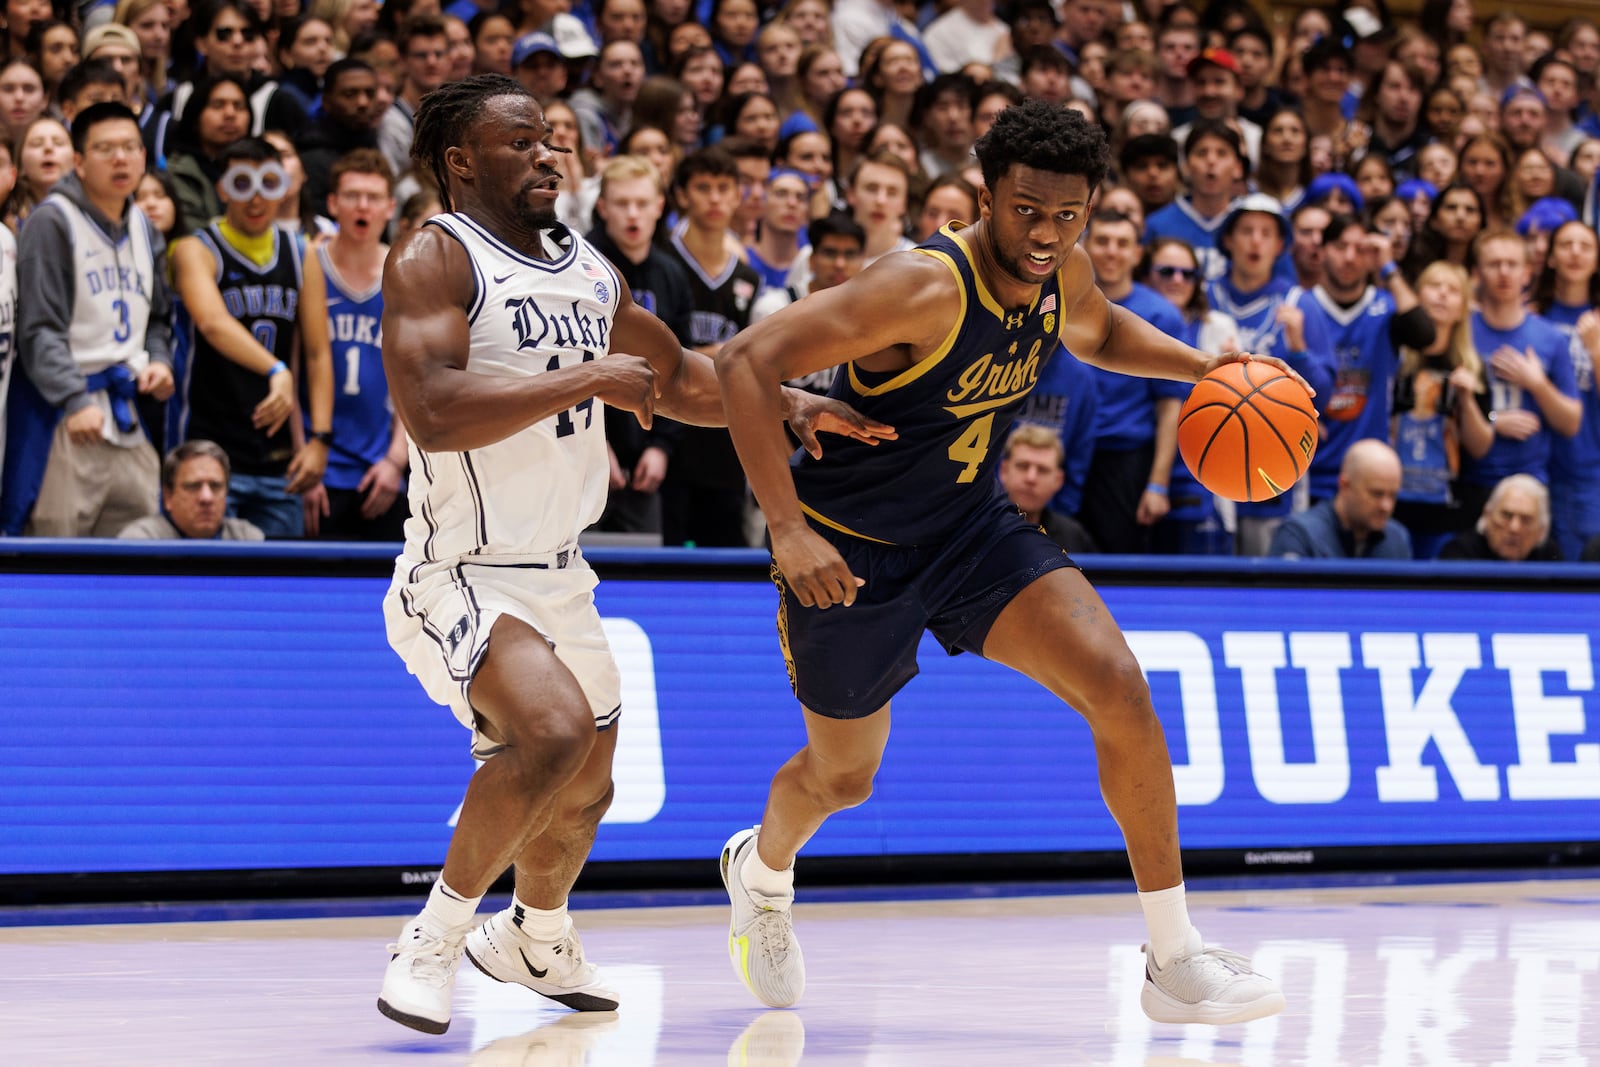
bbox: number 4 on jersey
[948,412,995,482]
[548,350,597,437]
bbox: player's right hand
[772,525,865,609]
[596,354,657,431]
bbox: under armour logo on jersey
[1005,311,1026,330]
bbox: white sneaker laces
[388,928,465,988]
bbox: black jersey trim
[459,451,489,550]
[450,211,578,273]
[423,217,485,322]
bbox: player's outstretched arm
[1057,250,1317,396]
[381,227,656,453]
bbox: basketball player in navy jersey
[374,73,889,1035]
[716,100,1297,1024]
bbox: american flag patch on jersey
[581,261,606,279]
[1040,294,1056,314]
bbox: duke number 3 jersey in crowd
[400,215,622,563]
[792,223,1068,546]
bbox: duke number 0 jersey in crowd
[400,215,622,562]
[792,223,1067,546]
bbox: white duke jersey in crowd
[399,214,623,565]
[48,193,157,375]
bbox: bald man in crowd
[1269,439,1412,559]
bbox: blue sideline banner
[1,558,1598,875]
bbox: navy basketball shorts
[773,498,1080,719]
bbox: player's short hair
[330,147,396,194]
[411,73,531,211]
[162,439,232,490]
[1004,422,1065,466]
[599,153,661,196]
[69,101,140,153]
[973,99,1109,194]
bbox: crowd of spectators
[0,0,1598,562]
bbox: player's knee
[1079,648,1154,721]
[498,709,596,787]
[812,765,876,812]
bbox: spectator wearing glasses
[1440,473,1562,560]
[167,136,334,539]
[1,103,172,538]
[146,1,309,170]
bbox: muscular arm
[607,280,724,426]
[381,227,654,453]
[297,250,335,435]
[1056,250,1212,383]
[716,252,953,539]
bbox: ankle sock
[512,895,571,941]
[741,841,795,902]
[421,877,482,932]
[1139,882,1203,968]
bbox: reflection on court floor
[2,876,1595,1066]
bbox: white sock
[1139,883,1203,968]
[741,842,795,902]
[512,895,570,941]
[420,877,482,932]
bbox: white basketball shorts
[383,549,623,749]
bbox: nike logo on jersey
[493,271,517,284]
[518,949,549,978]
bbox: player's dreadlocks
[410,73,532,212]
[973,99,1110,195]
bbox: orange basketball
[1176,362,1318,503]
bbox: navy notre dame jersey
[792,223,1068,546]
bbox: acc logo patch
[594,281,610,304]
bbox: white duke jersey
[399,214,623,565]
[48,193,157,375]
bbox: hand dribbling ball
[1176,362,1318,503]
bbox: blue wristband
[268,361,288,377]
[1146,483,1168,496]
[1379,261,1398,282]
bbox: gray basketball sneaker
[720,827,805,1008]
[1140,943,1286,1024]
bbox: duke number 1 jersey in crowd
[792,223,1067,546]
[400,215,622,563]
[318,243,392,492]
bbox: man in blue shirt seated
[1269,439,1412,559]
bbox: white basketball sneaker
[463,905,620,1012]
[377,915,471,1034]
[1140,943,1286,1024]
[720,827,805,1008]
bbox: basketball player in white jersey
[376,73,891,1035]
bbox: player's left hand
[1202,350,1317,398]
[137,362,175,401]
[286,440,329,495]
[782,389,897,459]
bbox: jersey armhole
[424,217,486,324]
